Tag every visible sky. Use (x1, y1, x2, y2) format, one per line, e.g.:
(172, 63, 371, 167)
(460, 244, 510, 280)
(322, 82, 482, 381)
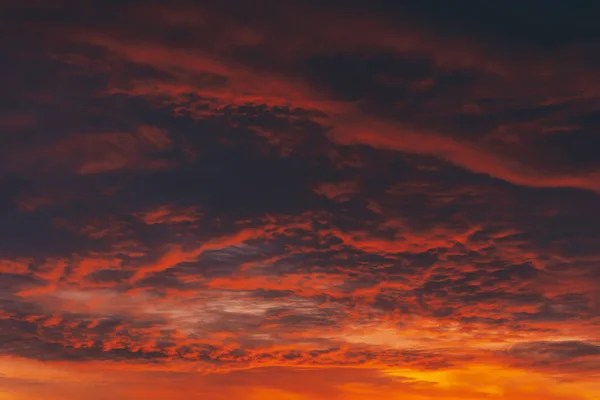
(1, 1, 600, 399)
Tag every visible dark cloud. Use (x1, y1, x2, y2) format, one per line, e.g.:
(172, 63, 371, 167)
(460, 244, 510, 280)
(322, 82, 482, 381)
(506, 340, 600, 368)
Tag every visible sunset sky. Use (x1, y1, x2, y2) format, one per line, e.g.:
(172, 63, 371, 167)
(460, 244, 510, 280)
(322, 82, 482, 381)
(1, 1, 600, 399)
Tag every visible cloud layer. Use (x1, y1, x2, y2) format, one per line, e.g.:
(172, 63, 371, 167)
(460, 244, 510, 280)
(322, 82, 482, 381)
(1, 1, 599, 399)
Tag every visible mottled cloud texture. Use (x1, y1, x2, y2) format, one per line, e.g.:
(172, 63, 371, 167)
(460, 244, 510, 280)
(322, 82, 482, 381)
(1, 1, 599, 399)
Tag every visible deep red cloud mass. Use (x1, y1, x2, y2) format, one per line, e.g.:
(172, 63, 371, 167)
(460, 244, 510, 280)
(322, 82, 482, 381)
(1, 1, 599, 399)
